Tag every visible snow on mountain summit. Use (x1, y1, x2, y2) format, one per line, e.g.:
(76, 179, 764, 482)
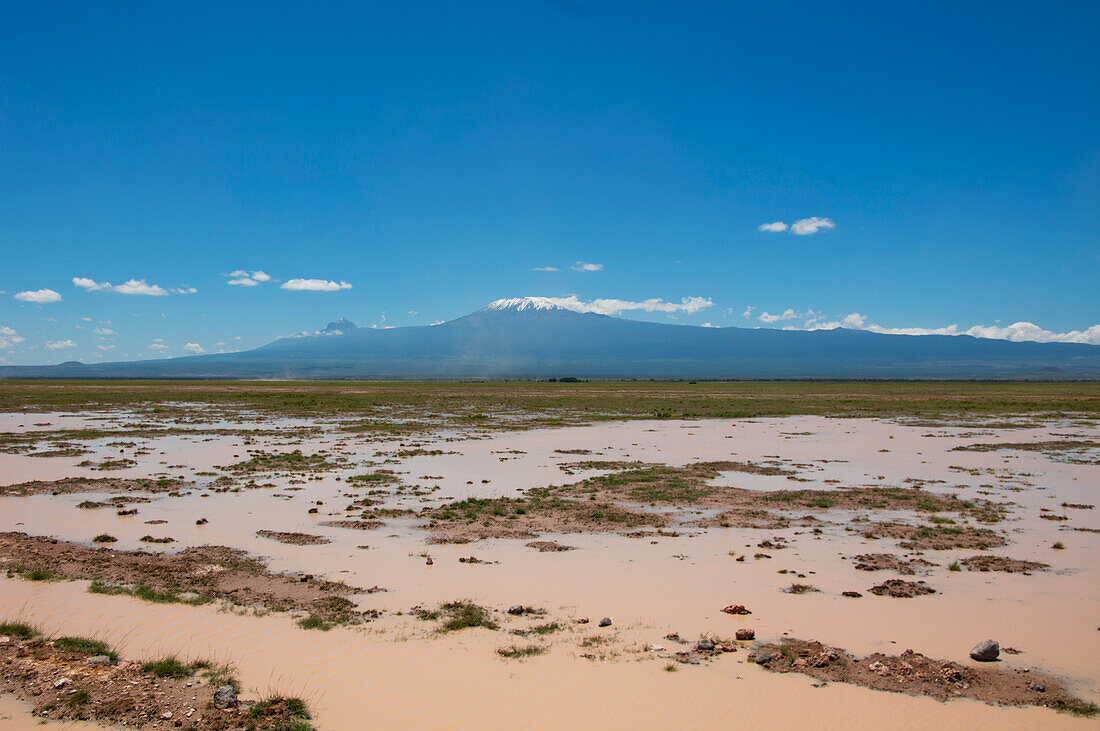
(483, 297, 570, 312)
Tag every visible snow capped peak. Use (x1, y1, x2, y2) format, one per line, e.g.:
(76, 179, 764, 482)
(483, 297, 569, 312)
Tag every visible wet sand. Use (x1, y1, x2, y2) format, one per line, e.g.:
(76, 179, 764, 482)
(1, 412, 1097, 728)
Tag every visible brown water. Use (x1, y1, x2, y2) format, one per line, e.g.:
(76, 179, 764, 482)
(1, 415, 1098, 729)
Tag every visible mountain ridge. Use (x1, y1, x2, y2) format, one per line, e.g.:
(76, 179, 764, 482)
(2, 298, 1099, 380)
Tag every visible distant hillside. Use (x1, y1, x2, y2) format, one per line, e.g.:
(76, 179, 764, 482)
(3, 297, 1099, 380)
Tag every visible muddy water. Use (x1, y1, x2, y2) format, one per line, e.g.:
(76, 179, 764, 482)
(1, 415, 1098, 729)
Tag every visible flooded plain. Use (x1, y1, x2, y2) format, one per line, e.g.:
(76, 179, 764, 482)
(1, 408, 1097, 729)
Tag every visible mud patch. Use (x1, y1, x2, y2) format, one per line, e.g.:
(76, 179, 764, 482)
(959, 555, 1049, 574)
(0, 633, 314, 729)
(0, 477, 188, 497)
(868, 579, 936, 597)
(0, 532, 369, 623)
(861, 522, 1007, 550)
(421, 493, 667, 541)
(852, 554, 937, 575)
(753, 639, 1096, 716)
(256, 530, 331, 546)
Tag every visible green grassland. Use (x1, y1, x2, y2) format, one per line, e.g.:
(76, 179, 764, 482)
(1, 380, 1098, 423)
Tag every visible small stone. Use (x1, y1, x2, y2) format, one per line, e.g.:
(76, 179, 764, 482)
(696, 639, 715, 652)
(53, 678, 71, 688)
(160, 711, 173, 720)
(213, 685, 238, 709)
(86, 655, 112, 665)
(721, 604, 751, 615)
(507, 605, 525, 616)
(575, 617, 589, 624)
(842, 591, 863, 598)
(754, 653, 772, 665)
(735, 628, 755, 641)
(969, 639, 999, 662)
(598, 617, 612, 627)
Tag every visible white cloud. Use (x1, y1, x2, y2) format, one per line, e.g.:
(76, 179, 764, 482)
(113, 279, 168, 296)
(281, 278, 352, 292)
(226, 269, 272, 287)
(73, 277, 112, 291)
(183, 342, 205, 354)
(173, 287, 197, 294)
(960, 322, 1100, 345)
(571, 262, 604, 272)
(75, 277, 170, 295)
(533, 266, 559, 272)
(742, 306, 755, 319)
(148, 338, 169, 351)
(94, 327, 115, 336)
(15, 289, 62, 304)
(790, 217, 836, 235)
(97, 344, 115, 351)
(751, 305, 1100, 345)
(0, 326, 26, 349)
(757, 221, 788, 233)
(543, 295, 714, 316)
(44, 339, 76, 350)
(758, 308, 799, 324)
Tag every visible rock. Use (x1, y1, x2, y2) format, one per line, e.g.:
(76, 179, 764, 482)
(213, 685, 238, 709)
(598, 617, 612, 627)
(970, 639, 999, 662)
(575, 617, 589, 624)
(696, 639, 715, 652)
(160, 711, 173, 720)
(841, 591, 863, 598)
(735, 628, 755, 641)
(507, 605, 525, 616)
(53, 678, 71, 688)
(86, 655, 112, 665)
(754, 652, 772, 665)
(721, 604, 751, 615)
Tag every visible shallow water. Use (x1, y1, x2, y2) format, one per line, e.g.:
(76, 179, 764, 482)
(1, 414, 1097, 729)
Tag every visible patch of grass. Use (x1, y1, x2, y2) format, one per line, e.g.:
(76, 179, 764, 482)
(346, 470, 400, 486)
(1053, 541, 1065, 550)
(66, 689, 90, 707)
(424, 601, 499, 632)
(250, 696, 311, 720)
(92, 533, 117, 543)
(496, 645, 546, 659)
(21, 568, 55, 581)
(53, 636, 117, 662)
(0, 622, 38, 640)
(1050, 698, 1099, 717)
(297, 614, 332, 631)
(948, 561, 961, 571)
(191, 659, 240, 691)
(531, 622, 563, 635)
(88, 580, 209, 606)
(664, 663, 678, 672)
(784, 583, 820, 594)
(141, 655, 194, 678)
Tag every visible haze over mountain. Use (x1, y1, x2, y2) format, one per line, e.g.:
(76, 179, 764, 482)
(3, 298, 1098, 380)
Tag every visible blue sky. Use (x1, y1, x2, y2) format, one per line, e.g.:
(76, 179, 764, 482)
(2, 1, 1098, 364)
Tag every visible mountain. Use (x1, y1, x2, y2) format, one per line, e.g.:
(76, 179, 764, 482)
(3, 297, 1099, 379)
